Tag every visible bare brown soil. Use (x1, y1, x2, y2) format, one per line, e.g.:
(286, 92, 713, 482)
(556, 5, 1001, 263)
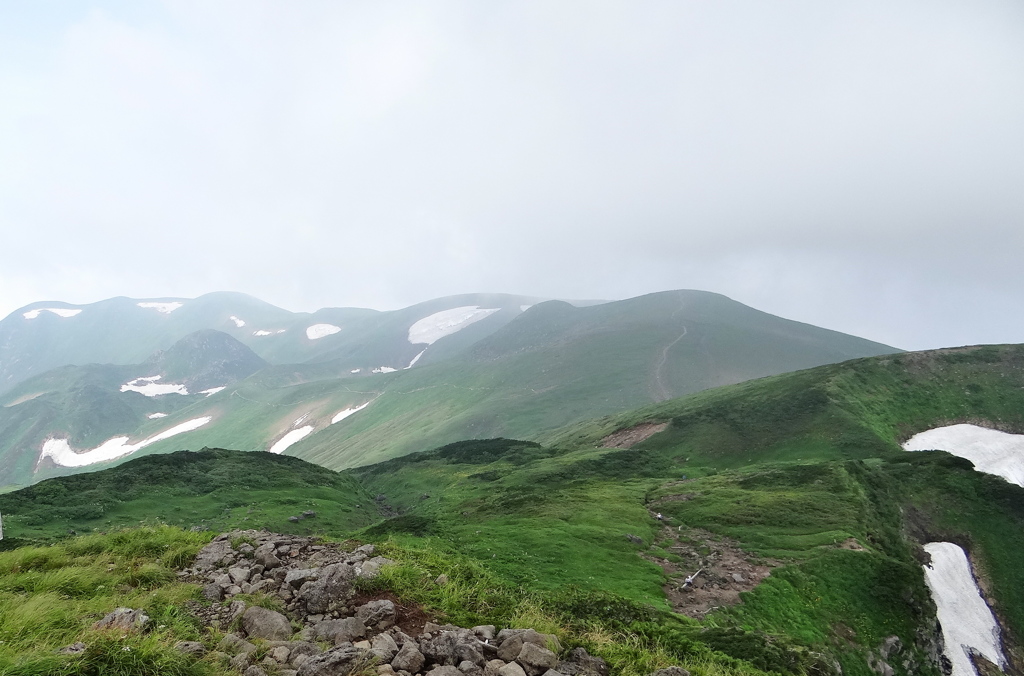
(643, 521, 778, 619)
(601, 422, 669, 449)
(350, 589, 433, 637)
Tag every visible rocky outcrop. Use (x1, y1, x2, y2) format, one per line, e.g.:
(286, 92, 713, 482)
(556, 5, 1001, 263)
(175, 530, 613, 676)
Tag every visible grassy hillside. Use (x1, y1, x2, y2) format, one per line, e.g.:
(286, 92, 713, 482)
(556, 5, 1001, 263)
(0, 449, 378, 545)
(4, 346, 1024, 674)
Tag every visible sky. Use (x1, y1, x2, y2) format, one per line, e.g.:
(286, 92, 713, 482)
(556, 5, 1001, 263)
(1, 1, 1022, 351)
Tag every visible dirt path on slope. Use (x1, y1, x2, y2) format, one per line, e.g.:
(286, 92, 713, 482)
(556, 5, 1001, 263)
(652, 326, 687, 402)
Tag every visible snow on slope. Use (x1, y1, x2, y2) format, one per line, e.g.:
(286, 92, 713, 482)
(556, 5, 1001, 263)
(408, 306, 499, 345)
(23, 308, 82, 319)
(269, 426, 314, 454)
(922, 542, 1006, 676)
(199, 387, 226, 397)
(332, 400, 372, 424)
(229, 316, 246, 327)
(904, 424, 1024, 486)
(38, 416, 213, 468)
(121, 375, 189, 397)
(137, 301, 183, 314)
(306, 324, 341, 340)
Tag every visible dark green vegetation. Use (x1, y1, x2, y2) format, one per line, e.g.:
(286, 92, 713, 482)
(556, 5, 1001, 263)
(0, 449, 378, 545)
(0, 289, 897, 489)
(5, 343, 1024, 675)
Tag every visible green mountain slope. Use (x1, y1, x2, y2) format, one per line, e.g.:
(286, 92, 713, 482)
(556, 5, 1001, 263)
(3, 346, 1024, 675)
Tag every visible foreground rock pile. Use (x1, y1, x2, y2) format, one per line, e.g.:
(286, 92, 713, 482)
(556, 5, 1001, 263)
(175, 531, 629, 676)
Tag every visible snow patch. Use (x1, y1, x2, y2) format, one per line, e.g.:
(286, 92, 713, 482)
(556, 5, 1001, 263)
(372, 366, 397, 374)
(923, 542, 1006, 676)
(520, 305, 532, 312)
(38, 416, 213, 468)
(904, 424, 1024, 487)
(306, 324, 342, 340)
(229, 316, 246, 327)
(253, 330, 273, 336)
(350, 368, 361, 374)
(137, 302, 183, 314)
(332, 400, 372, 424)
(405, 349, 427, 369)
(199, 387, 225, 397)
(23, 307, 82, 319)
(294, 413, 309, 426)
(269, 426, 314, 454)
(121, 376, 189, 397)
(147, 413, 168, 419)
(408, 306, 500, 345)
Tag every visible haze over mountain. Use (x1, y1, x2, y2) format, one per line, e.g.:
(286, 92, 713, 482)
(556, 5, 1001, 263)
(0, 289, 895, 488)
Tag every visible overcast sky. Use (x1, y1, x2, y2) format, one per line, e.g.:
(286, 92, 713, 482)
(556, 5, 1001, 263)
(1, 1, 1022, 350)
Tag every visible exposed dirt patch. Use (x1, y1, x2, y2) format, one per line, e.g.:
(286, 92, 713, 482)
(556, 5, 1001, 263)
(601, 422, 669, 449)
(643, 520, 778, 619)
(3, 391, 45, 407)
(350, 589, 433, 637)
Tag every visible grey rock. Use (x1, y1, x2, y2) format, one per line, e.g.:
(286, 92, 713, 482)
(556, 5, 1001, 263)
(255, 543, 284, 569)
(244, 667, 269, 676)
(242, 606, 293, 641)
(286, 568, 320, 587)
(541, 671, 568, 676)
(391, 641, 426, 673)
(57, 642, 87, 654)
(298, 562, 356, 614)
(498, 663, 528, 676)
(226, 600, 248, 624)
(435, 573, 450, 585)
(356, 599, 397, 630)
(202, 583, 224, 601)
(558, 648, 608, 676)
(517, 643, 558, 676)
(371, 632, 400, 662)
(428, 667, 464, 676)
(460, 659, 484, 675)
(218, 633, 257, 656)
(297, 646, 370, 676)
(649, 669, 690, 676)
(92, 607, 150, 632)
(226, 584, 242, 596)
(421, 629, 484, 667)
(731, 573, 746, 583)
(250, 578, 280, 595)
(484, 660, 508, 676)
(312, 617, 366, 645)
(194, 537, 234, 571)
(174, 641, 207, 656)
(473, 626, 497, 641)
(270, 646, 291, 663)
(229, 566, 252, 584)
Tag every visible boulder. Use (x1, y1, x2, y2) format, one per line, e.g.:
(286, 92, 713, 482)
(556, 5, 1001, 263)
(428, 668, 464, 676)
(174, 641, 207, 656)
(229, 566, 252, 584)
(92, 607, 150, 632)
(244, 667, 269, 676)
(391, 641, 426, 673)
(297, 646, 370, 676)
(202, 583, 223, 602)
(286, 568, 320, 588)
(299, 562, 356, 615)
(371, 632, 400, 662)
(484, 660, 508, 676)
(473, 626, 497, 641)
(558, 648, 608, 676)
(421, 629, 485, 667)
(356, 599, 397, 630)
(516, 643, 558, 676)
(242, 606, 293, 641)
(460, 660, 484, 675)
(218, 633, 256, 655)
(498, 663, 527, 676)
(311, 617, 366, 645)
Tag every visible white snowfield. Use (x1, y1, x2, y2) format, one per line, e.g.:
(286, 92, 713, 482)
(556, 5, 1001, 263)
(137, 301, 183, 314)
(253, 330, 272, 336)
(38, 416, 213, 468)
(269, 426, 313, 454)
(922, 542, 1006, 676)
(23, 307, 82, 319)
(121, 375, 189, 397)
(350, 368, 361, 374)
(199, 386, 226, 397)
(306, 324, 342, 340)
(406, 349, 427, 369)
(904, 424, 1024, 487)
(229, 316, 246, 327)
(147, 412, 168, 419)
(407, 306, 500, 345)
(332, 400, 372, 424)
(372, 366, 397, 374)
